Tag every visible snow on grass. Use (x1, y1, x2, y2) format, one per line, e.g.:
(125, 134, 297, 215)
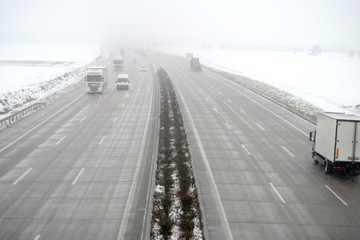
(157, 45, 360, 117)
(0, 44, 101, 117)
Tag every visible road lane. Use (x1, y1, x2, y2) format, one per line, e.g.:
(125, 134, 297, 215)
(0, 53, 159, 240)
(150, 52, 360, 239)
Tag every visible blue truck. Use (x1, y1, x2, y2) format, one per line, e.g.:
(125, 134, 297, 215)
(190, 57, 202, 71)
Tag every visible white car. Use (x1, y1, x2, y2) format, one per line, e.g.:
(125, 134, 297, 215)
(140, 66, 147, 72)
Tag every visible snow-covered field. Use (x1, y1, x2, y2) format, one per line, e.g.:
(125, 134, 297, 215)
(0, 44, 101, 116)
(1, 43, 359, 122)
(157, 46, 360, 116)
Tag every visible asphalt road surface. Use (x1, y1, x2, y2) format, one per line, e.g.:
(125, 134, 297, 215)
(0, 53, 159, 240)
(149, 52, 360, 240)
(1, 50, 360, 240)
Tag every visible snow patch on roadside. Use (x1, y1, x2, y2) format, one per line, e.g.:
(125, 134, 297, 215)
(0, 44, 102, 118)
(156, 45, 360, 116)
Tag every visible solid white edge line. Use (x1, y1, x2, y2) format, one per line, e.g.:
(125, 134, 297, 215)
(269, 182, 286, 204)
(0, 94, 84, 153)
(179, 92, 234, 240)
(12, 168, 32, 185)
(241, 144, 251, 156)
(72, 168, 85, 185)
(205, 71, 309, 137)
(325, 185, 348, 206)
(34, 234, 41, 240)
(56, 135, 66, 145)
(282, 146, 295, 158)
(117, 95, 153, 240)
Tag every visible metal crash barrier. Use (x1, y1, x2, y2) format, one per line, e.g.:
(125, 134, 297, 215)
(0, 102, 45, 130)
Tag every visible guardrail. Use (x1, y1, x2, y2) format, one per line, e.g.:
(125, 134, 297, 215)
(0, 102, 46, 130)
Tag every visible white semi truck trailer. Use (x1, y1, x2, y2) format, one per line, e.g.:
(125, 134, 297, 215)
(113, 55, 124, 71)
(85, 66, 108, 94)
(309, 112, 360, 177)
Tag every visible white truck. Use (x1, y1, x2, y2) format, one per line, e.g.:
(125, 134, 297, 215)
(309, 112, 360, 177)
(85, 66, 108, 94)
(116, 74, 129, 90)
(113, 55, 124, 71)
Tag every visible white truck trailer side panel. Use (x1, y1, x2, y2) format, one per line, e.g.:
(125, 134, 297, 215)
(315, 112, 360, 163)
(315, 113, 337, 161)
(356, 123, 360, 160)
(336, 121, 356, 161)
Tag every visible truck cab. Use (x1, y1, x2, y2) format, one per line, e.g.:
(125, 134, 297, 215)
(190, 57, 202, 71)
(116, 74, 129, 90)
(85, 66, 107, 94)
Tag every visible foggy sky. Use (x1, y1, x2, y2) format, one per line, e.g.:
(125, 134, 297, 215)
(1, 0, 360, 49)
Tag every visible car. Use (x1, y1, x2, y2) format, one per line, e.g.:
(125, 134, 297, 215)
(140, 66, 147, 72)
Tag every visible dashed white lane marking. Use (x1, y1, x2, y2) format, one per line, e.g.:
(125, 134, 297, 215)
(205, 71, 309, 137)
(225, 122, 231, 130)
(242, 144, 251, 156)
(34, 234, 41, 240)
(179, 92, 234, 240)
(99, 136, 106, 145)
(239, 108, 246, 115)
(72, 168, 85, 185)
(325, 185, 348, 206)
(0, 94, 84, 154)
(213, 108, 218, 113)
(113, 116, 118, 122)
(56, 136, 66, 145)
(282, 146, 295, 158)
(227, 99, 232, 103)
(12, 168, 32, 185)
(257, 123, 266, 131)
(270, 182, 286, 204)
(80, 116, 86, 123)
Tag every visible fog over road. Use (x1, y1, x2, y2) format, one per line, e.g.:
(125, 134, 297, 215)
(0, 53, 159, 240)
(1, 50, 360, 240)
(149, 52, 360, 239)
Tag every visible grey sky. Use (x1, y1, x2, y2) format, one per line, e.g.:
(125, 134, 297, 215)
(1, 0, 359, 49)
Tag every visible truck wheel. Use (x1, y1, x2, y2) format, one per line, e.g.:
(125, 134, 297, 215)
(324, 160, 332, 174)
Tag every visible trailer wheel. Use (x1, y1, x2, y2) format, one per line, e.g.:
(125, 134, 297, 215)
(314, 159, 319, 165)
(324, 160, 332, 174)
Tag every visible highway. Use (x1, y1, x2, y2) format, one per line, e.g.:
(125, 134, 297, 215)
(1, 50, 360, 240)
(149, 52, 360, 239)
(0, 53, 159, 240)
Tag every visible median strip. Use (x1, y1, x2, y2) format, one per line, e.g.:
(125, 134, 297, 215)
(151, 68, 204, 240)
